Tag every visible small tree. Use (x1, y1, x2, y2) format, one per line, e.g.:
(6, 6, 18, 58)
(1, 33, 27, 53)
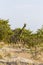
(0, 19, 13, 43)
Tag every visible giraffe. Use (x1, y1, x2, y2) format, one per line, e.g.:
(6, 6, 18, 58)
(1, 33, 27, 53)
(17, 23, 26, 48)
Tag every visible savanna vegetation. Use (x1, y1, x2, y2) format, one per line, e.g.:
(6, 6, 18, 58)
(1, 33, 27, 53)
(0, 19, 43, 47)
(0, 19, 43, 60)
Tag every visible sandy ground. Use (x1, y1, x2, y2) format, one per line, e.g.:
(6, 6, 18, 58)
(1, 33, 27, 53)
(0, 47, 43, 63)
(0, 42, 43, 64)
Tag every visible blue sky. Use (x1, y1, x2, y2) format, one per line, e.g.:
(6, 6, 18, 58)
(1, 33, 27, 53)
(0, 0, 43, 32)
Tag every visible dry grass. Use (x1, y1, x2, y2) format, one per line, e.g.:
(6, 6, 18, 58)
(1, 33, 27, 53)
(0, 42, 43, 63)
